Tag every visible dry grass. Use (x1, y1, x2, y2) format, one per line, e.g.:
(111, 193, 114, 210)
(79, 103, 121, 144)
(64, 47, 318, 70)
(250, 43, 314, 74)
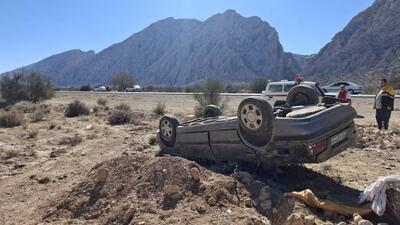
(58, 135, 83, 146)
(108, 109, 131, 125)
(97, 98, 107, 106)
(153, 102, 166, 116)
(0, 111, 24, 128)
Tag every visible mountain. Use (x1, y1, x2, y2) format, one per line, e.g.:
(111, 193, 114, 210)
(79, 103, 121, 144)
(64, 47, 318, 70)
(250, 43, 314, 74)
(303, 0, 400, 78)
(6, 10, 301, 86)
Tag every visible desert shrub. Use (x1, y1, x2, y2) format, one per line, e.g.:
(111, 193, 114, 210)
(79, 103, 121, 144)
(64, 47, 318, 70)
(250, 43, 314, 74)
(193, 77, 226, 117)
(0, 111, 24, 128)
(12, 101, 38, 113)
(58, 135, 82, 146)
(363, 86, 377, 94)
(30, 109, 46, 122)
(112, 73, 136, 91)
(97, 98, 107, 106)
(250, 77, 269, 93)
(79, 84, 91, 91)
(114, 103, 131, 112)
(0, 72, 54, 104)
(153, 102, 166, 116)
(108, 109, 131, 125)
(64, 100, 90, 117)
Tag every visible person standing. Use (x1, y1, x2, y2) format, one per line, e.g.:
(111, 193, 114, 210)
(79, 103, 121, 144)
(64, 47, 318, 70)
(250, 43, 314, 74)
(374, 79, 395, 130)
(336, 85, 352, 105)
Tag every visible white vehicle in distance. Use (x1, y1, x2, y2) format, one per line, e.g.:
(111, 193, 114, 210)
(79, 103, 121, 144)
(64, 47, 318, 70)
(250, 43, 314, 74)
(321, 81, 362, 94)
(125, 85, 142, 92)
(92, 85, 107, 92)
(261, 80, 321, 97)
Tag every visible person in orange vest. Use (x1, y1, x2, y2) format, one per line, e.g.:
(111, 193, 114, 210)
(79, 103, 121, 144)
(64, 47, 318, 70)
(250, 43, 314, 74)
(336, 85, 351, 105)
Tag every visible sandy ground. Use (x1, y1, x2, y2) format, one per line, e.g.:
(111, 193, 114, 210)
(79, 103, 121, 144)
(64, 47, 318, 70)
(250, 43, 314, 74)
(0, 92, 399, 225)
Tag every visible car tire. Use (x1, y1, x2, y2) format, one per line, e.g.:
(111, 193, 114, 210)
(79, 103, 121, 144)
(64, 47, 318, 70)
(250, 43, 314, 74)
(203, 105, 222, 118)
(286, 85, 319, 106)
(159, 116, 179, 147)
(238, 97, 273, 147)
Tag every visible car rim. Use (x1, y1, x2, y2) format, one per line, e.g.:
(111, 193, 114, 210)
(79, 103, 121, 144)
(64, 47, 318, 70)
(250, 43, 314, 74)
(160, 119, 173, 141)
(241, 104, 263, 130)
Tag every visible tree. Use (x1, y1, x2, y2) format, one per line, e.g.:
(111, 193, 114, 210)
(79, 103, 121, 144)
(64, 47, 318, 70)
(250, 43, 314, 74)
(250, 77, 269, 93)
(111, 73, 136, 91)
(0, 72, 54, 104)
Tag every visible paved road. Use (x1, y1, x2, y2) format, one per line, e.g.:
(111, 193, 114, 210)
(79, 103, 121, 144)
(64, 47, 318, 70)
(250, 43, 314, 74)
(56, 91, 400, 98)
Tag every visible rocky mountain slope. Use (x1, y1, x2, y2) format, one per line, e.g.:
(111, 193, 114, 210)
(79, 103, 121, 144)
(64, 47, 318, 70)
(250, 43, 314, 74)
(6, 10, 301, 86)
(303, 0, 400, 77)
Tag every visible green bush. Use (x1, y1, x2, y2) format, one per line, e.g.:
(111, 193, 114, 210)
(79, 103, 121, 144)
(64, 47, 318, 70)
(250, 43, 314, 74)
(64, 100, 90, 117)
(250, 77, 269, 93)
(0, 111, 24, 128)
(153, 102, 166, 116)
(193, 77, 226, 117)
(0, 72, 54, 104)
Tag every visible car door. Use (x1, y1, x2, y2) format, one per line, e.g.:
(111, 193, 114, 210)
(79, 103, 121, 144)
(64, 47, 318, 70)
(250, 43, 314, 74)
(267, 84, 284, 96)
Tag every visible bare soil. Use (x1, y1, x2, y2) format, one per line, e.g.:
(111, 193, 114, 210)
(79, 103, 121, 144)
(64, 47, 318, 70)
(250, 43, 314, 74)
(0, 92, 399, 225)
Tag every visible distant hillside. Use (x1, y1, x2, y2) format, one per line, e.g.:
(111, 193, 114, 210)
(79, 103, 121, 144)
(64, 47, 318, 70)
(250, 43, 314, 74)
(302, 0, 400, 78)
(6, 10, 301, 86)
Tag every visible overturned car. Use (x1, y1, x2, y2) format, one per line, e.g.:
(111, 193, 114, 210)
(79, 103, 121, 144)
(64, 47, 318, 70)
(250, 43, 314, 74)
(157, 84, 357, 168)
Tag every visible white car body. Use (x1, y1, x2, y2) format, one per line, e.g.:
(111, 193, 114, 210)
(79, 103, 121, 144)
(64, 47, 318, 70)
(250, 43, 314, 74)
(321, 81, 362, 94)
(92, 85, 107, 92)
(261, 80, 320, 97)
(125, 85, 142, 92)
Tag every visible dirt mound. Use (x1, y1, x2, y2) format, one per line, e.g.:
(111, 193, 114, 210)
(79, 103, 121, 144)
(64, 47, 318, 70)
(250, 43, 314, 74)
(43, 155, 271, 225)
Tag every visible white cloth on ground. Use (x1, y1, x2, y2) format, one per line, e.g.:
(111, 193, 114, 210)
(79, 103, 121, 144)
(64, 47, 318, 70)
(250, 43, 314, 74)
(359, 175, 400, 216)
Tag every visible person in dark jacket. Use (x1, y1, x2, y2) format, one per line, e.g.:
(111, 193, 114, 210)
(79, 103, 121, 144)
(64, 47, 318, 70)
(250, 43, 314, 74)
(374, 79, 395, 130)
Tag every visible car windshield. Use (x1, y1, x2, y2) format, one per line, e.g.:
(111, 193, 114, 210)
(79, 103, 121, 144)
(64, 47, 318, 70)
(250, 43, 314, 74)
(268, 84, 283, 92)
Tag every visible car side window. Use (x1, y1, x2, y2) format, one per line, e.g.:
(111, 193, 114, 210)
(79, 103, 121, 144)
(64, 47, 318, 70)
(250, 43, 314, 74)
(284, 84, 295, 92)
(268, 84, 283, 92)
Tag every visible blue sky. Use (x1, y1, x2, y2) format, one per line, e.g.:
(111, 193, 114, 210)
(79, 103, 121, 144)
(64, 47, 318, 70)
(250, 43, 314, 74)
(0, 0, 374, 73)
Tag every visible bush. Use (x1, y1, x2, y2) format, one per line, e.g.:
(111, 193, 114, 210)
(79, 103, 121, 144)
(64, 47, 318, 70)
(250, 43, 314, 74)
(250, 77, 269, 93)
(153, 102, 166, 116)
(79, 84, 91, 91)
(389, 75, 400, 90)
(97, 98, 107, 106)
(58, 135, 82, 146)
(12, 101, 38, 113)
(0, 111, 24, 128)
(193, 77, 226, 117)
(108, 109, 131, 125)
(114, 103, 131, 112)
(0, 72, 54, 104)
(30, 109, 46, 123)
(64, 100, 90, 117)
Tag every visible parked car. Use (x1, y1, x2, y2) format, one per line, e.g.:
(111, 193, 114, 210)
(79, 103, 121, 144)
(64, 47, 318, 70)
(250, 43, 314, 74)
(125, 85, 142, 92)
(92, 85, 107, 92)
(157, 85, 357, 168)
(321, 81, 362, 94)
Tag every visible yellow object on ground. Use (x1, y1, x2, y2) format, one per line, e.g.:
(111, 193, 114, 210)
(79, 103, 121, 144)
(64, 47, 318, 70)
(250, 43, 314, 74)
(287, 189, 372, 216)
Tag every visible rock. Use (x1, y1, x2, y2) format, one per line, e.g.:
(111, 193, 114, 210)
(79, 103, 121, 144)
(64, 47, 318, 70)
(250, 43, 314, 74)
(85, 124, 94, 130)
(258, 200, 272, 210)
(235, 171, 254, 186)
(195, 205, 206, 214)
(244, 198, 253, 207)
(352, 213, 362, 223)
(358, 220, 373, 225)
(163, 185, 179, 195)
(286, 213, 304, 225)
(258, 186, 271, 201)
(337, 222, 346, 225)
(95, 168, 109, 183)
(190, 167, 201, 182)
(37, 177, 50, 184)
(207, 197, 217, 206)
(303, 215, 315, 225)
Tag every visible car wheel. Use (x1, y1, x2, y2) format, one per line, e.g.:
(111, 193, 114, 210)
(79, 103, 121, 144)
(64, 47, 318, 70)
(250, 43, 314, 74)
(203, 105, 222, 118)
(159, 116, 179, 147)
(286, 85, 319, 106)
(238, 97, 273, 147)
